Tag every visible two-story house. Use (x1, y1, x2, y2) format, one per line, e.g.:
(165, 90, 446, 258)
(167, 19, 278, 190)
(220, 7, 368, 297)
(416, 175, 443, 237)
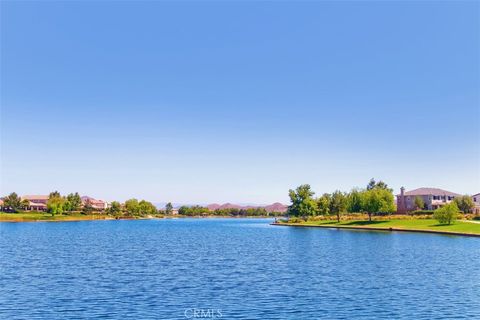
(396, 187, 460, 213)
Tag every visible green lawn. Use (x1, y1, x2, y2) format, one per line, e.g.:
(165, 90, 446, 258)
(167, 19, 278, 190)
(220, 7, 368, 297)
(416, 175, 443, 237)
(0, 212, 113, 222)
(279, 219, 480, 235)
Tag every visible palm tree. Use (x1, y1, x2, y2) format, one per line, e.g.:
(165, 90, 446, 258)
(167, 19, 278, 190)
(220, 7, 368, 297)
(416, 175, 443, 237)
(21, 199, 30, 211)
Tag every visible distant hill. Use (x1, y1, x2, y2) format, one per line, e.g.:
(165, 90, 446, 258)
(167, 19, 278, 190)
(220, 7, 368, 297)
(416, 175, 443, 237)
(219, 203, 243, 209)
(206, 203, 221, 210)
(264, 202, 288, 213)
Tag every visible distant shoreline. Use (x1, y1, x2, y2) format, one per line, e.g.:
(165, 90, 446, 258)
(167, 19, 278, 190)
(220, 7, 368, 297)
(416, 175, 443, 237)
(0, 213, 277, 223)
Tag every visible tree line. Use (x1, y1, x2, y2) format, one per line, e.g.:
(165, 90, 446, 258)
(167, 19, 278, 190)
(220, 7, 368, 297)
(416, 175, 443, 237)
(287, 179, 476, 224)
(2, 193, 280, 218)
(1, 191, 159, 217)
(46, 191, 83, 215)
(176, 206, 276, 217)
(1, 191, 84, 215)
(2, 192, 280, 218)
(287, 179, 396, 222)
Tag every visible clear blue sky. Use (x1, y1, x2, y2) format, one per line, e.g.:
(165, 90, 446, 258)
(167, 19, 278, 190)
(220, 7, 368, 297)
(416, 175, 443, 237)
(1, 1, 479, 204)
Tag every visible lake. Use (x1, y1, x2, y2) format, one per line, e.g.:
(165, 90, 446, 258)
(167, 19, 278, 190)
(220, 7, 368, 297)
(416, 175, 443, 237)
(0, 218, 479, 319)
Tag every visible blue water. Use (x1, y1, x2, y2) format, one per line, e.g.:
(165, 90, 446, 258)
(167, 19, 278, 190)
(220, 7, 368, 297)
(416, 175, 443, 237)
(0, 218, 479, 319)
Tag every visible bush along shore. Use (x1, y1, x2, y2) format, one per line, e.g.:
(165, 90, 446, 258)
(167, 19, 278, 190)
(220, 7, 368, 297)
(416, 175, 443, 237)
(275, 179, 480, 237)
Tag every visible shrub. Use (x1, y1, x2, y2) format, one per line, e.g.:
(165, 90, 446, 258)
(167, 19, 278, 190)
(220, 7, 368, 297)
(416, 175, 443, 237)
(412, 210, 435, 215)
(414, 196, 425, 210)
(454, 195, 475, 213)
(307, 216, 329, 222)
(288, 217, 304, 223)
(433, 202, 459, 225)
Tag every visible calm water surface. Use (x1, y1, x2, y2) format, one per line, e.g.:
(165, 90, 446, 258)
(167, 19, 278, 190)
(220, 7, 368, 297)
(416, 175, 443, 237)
(0, 218, 479, 319)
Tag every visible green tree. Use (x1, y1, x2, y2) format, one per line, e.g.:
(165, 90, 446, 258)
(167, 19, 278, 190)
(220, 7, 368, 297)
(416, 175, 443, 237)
(178, 205, 190, 215)
(454, 195, 475, 213)
(366, 178, 393, 192)
(21, 198, 30, 210)
(287, 184, 318, 219)
(139, 200, 158, 216)
(65, 192, 82, 211)
(178, 205, 209, 216)
(124, 199, 140, 216)
(240, 207, 267, 217)
(329, 191, 347, 222)
(361, 188, 395, 221)
(49, 191, 61, 198)
(165, 202, 173, 215)
(107, 201, 122, 216)
(414, 196, 425, 210)
(3, 192, 23, 212)
(347, 189, 363, 213)
(82, 199, 94, 215)
(433, 202, 459, 225)
(47, 196, 66, 216)
(316, 193, 331, 216)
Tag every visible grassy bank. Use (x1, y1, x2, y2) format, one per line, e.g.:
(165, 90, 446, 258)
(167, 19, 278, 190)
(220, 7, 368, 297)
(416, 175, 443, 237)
(0, 212, 116, 222)
(274, 219, 480, 236)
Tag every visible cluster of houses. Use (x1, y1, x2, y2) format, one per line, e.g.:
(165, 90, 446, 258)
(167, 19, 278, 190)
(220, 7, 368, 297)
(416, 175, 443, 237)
(0, 195, 108, 211)
(396, 187, 480, 213)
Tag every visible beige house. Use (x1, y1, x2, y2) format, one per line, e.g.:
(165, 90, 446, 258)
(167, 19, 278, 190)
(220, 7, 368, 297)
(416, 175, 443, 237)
(81, 196, 108, 210)
(22, 195, 49, 211)
(396, 187, 460, 213)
